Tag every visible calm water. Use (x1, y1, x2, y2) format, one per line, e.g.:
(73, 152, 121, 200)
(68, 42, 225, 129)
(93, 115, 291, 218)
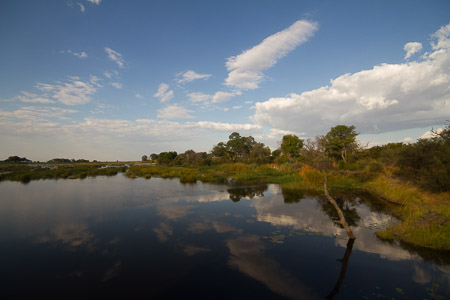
(0, 175, 449, 299)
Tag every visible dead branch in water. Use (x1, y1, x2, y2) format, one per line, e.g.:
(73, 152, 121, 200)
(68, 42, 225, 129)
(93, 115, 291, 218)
(324, 177, 356, 240)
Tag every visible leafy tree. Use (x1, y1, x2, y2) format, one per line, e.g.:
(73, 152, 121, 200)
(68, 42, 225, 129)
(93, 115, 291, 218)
(280, 134, 304, 158)
(150, 153, 158, 161)
(141, 155, 148, 162)
(248, 142, 271, 164)
(320, 125, 358, 163)
(226, 132, 256, 162)
(157, 151, 178, 165)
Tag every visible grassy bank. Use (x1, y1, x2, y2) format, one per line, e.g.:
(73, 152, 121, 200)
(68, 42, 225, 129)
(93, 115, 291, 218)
(0, 162, 128, 183)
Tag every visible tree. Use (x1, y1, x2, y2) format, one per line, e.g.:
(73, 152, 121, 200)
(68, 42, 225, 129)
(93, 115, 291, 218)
(150, 153, 158, 161)
(320, 125, 358, 163)
(248, 142, 271, 164)
(280, 134, 304, 158)
(226, 132, 256, 162)
(141, 155, 148, 162)
(4, 156, 31, 163)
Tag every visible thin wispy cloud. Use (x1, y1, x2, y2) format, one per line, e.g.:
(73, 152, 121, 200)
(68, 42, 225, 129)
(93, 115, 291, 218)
(111, 82, 123, 89)
(157, 105, 194, 119)
(78, 3, 85, 13)
(153, 83, 174, 103)
(177, 70, 211, 84)
(225, 19, 318, 90)
(15, 91, 55, 104)
(62, 50, 88, 59)
(36, 76, 97, 106)
(87, 0, 102, 5)
(105, 47, 125, 68)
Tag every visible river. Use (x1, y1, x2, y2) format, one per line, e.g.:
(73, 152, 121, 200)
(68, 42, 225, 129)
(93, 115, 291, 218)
(0, 175, 448, 299)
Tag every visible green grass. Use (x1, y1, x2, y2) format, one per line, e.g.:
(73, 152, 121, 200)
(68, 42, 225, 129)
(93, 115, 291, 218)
(0, 162, 128, 182)
(365, 175, 450, 250)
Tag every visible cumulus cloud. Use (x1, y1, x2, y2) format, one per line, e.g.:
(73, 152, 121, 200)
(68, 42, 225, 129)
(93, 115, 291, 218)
(157, 105, 194, 119)
(135, 93, 144, 99)
(153, 83, 174, 103)
(187, 92, 211, 103)
(225, 20, 318, 90)
(252, 22, 450, 136)
(420, 128, 444, 139)
(212, 91, 241, 103)
(404, 42, 423, 60)
(105, 47, 125, 68)
(36, 77, 97, 105)
(177, 70, 211, 83)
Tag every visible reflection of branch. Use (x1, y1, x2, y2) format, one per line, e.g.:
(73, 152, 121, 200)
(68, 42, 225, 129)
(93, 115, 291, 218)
(324, 178, 356, 239)
(326, 238, 355, 299)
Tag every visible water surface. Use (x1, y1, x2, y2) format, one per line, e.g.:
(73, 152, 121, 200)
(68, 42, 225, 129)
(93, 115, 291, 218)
(0, 175, 449, 299)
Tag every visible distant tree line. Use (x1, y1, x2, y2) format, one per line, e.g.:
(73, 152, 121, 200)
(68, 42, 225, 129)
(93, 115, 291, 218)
(2, 156, 93, 163)
(143, 125, 360, 166)
(143, 122, 450, 192)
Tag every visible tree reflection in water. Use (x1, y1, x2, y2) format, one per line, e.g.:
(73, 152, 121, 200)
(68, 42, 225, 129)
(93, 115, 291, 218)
(326, 238, 355, 299)
(227, 185, 268, 202)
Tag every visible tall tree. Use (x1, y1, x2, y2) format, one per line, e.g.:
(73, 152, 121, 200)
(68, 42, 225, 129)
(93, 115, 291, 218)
(280, 134, 304, 158)
(320, 125, 358, 163)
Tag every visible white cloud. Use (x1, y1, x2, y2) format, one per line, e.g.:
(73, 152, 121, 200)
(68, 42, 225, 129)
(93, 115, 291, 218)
(225, 19, 318, 90)
(190, 121, 261, 132)
(177, 70, 211, 83)
(212, 91, 240, 103)
(36, 77, 97, 105)
(105, 47, 125, 68)
(153, 83, 174, 103)
(232, 106, 242, 110)
(0, 106, 77, 121)
(64, 50, 88, 59)
(103, 71, 112, 78)
(157, 105, 194, 119)
(404, 42, 422, 60)
(78, 3, 85, 13)
(135, 93, 144, 99)
(15, 91, 55, 104)
(252, 22, 450, 136)
(420, 128, 443, 139)
(87, 0, 101, 4)
(187, 92, 211, 103)
(111, 82, 123, 89)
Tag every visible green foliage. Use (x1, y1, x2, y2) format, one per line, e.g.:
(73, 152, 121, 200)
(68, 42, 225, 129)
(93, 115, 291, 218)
(141, 155, 148, 162)
(320, 125, 358, 163)
(396, 133, 450, 192)
(280, 134, 304, 158)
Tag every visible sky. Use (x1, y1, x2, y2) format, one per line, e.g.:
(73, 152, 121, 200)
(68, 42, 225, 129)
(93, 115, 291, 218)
(1, 0, 449, 161)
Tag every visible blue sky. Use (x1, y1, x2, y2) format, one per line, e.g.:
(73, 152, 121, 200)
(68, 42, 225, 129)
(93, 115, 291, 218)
(1, 0, 449, 161)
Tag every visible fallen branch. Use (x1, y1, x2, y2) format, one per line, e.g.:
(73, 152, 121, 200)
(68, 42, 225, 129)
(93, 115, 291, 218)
(324, 177, 356, 240)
